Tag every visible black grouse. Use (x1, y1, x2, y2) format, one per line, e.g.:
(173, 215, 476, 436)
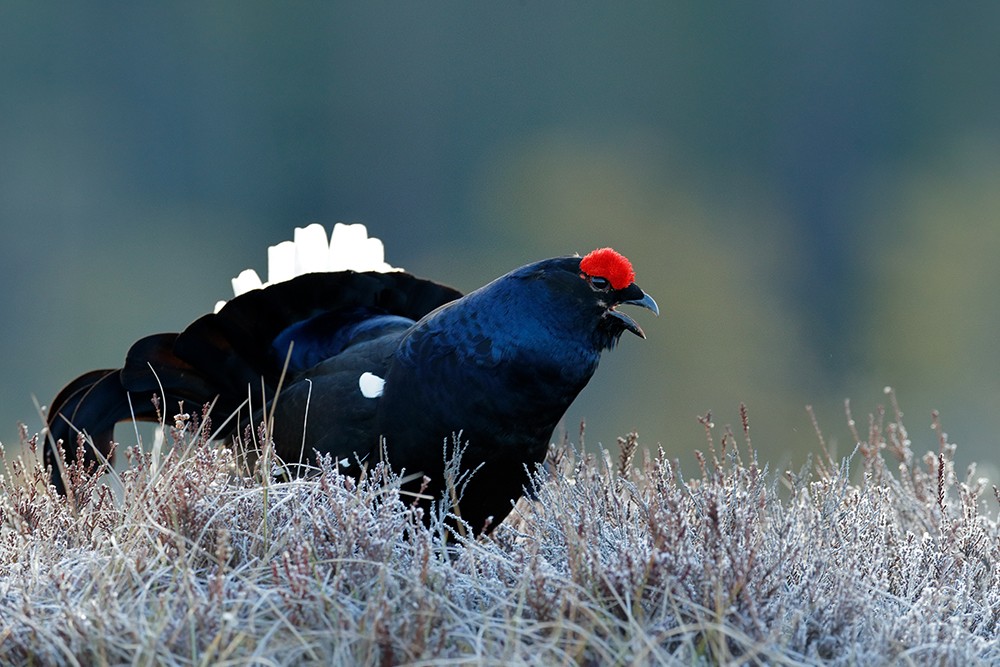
(45, 224, 657, 531)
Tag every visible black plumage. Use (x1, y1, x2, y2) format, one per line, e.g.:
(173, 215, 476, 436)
(45, 235, 656, 532)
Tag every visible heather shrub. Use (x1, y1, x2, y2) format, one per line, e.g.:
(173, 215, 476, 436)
(1, 393, 998, 665)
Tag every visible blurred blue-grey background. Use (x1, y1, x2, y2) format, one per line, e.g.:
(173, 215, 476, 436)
(3, 3, 999, 474)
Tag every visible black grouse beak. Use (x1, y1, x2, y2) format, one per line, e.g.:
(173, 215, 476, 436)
(608, 284, 659, 339)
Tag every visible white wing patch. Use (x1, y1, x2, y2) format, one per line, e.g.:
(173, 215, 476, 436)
(214, 222, 400, 313)
(358, 372, 386, 399)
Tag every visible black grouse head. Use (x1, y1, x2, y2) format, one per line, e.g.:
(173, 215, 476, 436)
(577, 247, 659, 349)
(489, 247, 659, 353)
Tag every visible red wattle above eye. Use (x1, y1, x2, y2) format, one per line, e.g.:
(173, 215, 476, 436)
(580, 248, 635, 290)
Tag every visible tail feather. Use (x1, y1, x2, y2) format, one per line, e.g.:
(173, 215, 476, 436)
(121, 333, 240, 412)
(46, 340, 230, 493)
(121, 332, 255, 434)
(45, 369, 138, 493)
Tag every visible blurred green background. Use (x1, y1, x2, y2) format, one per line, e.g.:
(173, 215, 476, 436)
(3, 3, 999, 476)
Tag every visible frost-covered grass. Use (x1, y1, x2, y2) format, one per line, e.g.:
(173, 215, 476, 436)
(1, 395, 999, 666)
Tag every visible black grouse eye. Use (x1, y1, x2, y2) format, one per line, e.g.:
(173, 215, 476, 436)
(590, 276, 610, 290)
